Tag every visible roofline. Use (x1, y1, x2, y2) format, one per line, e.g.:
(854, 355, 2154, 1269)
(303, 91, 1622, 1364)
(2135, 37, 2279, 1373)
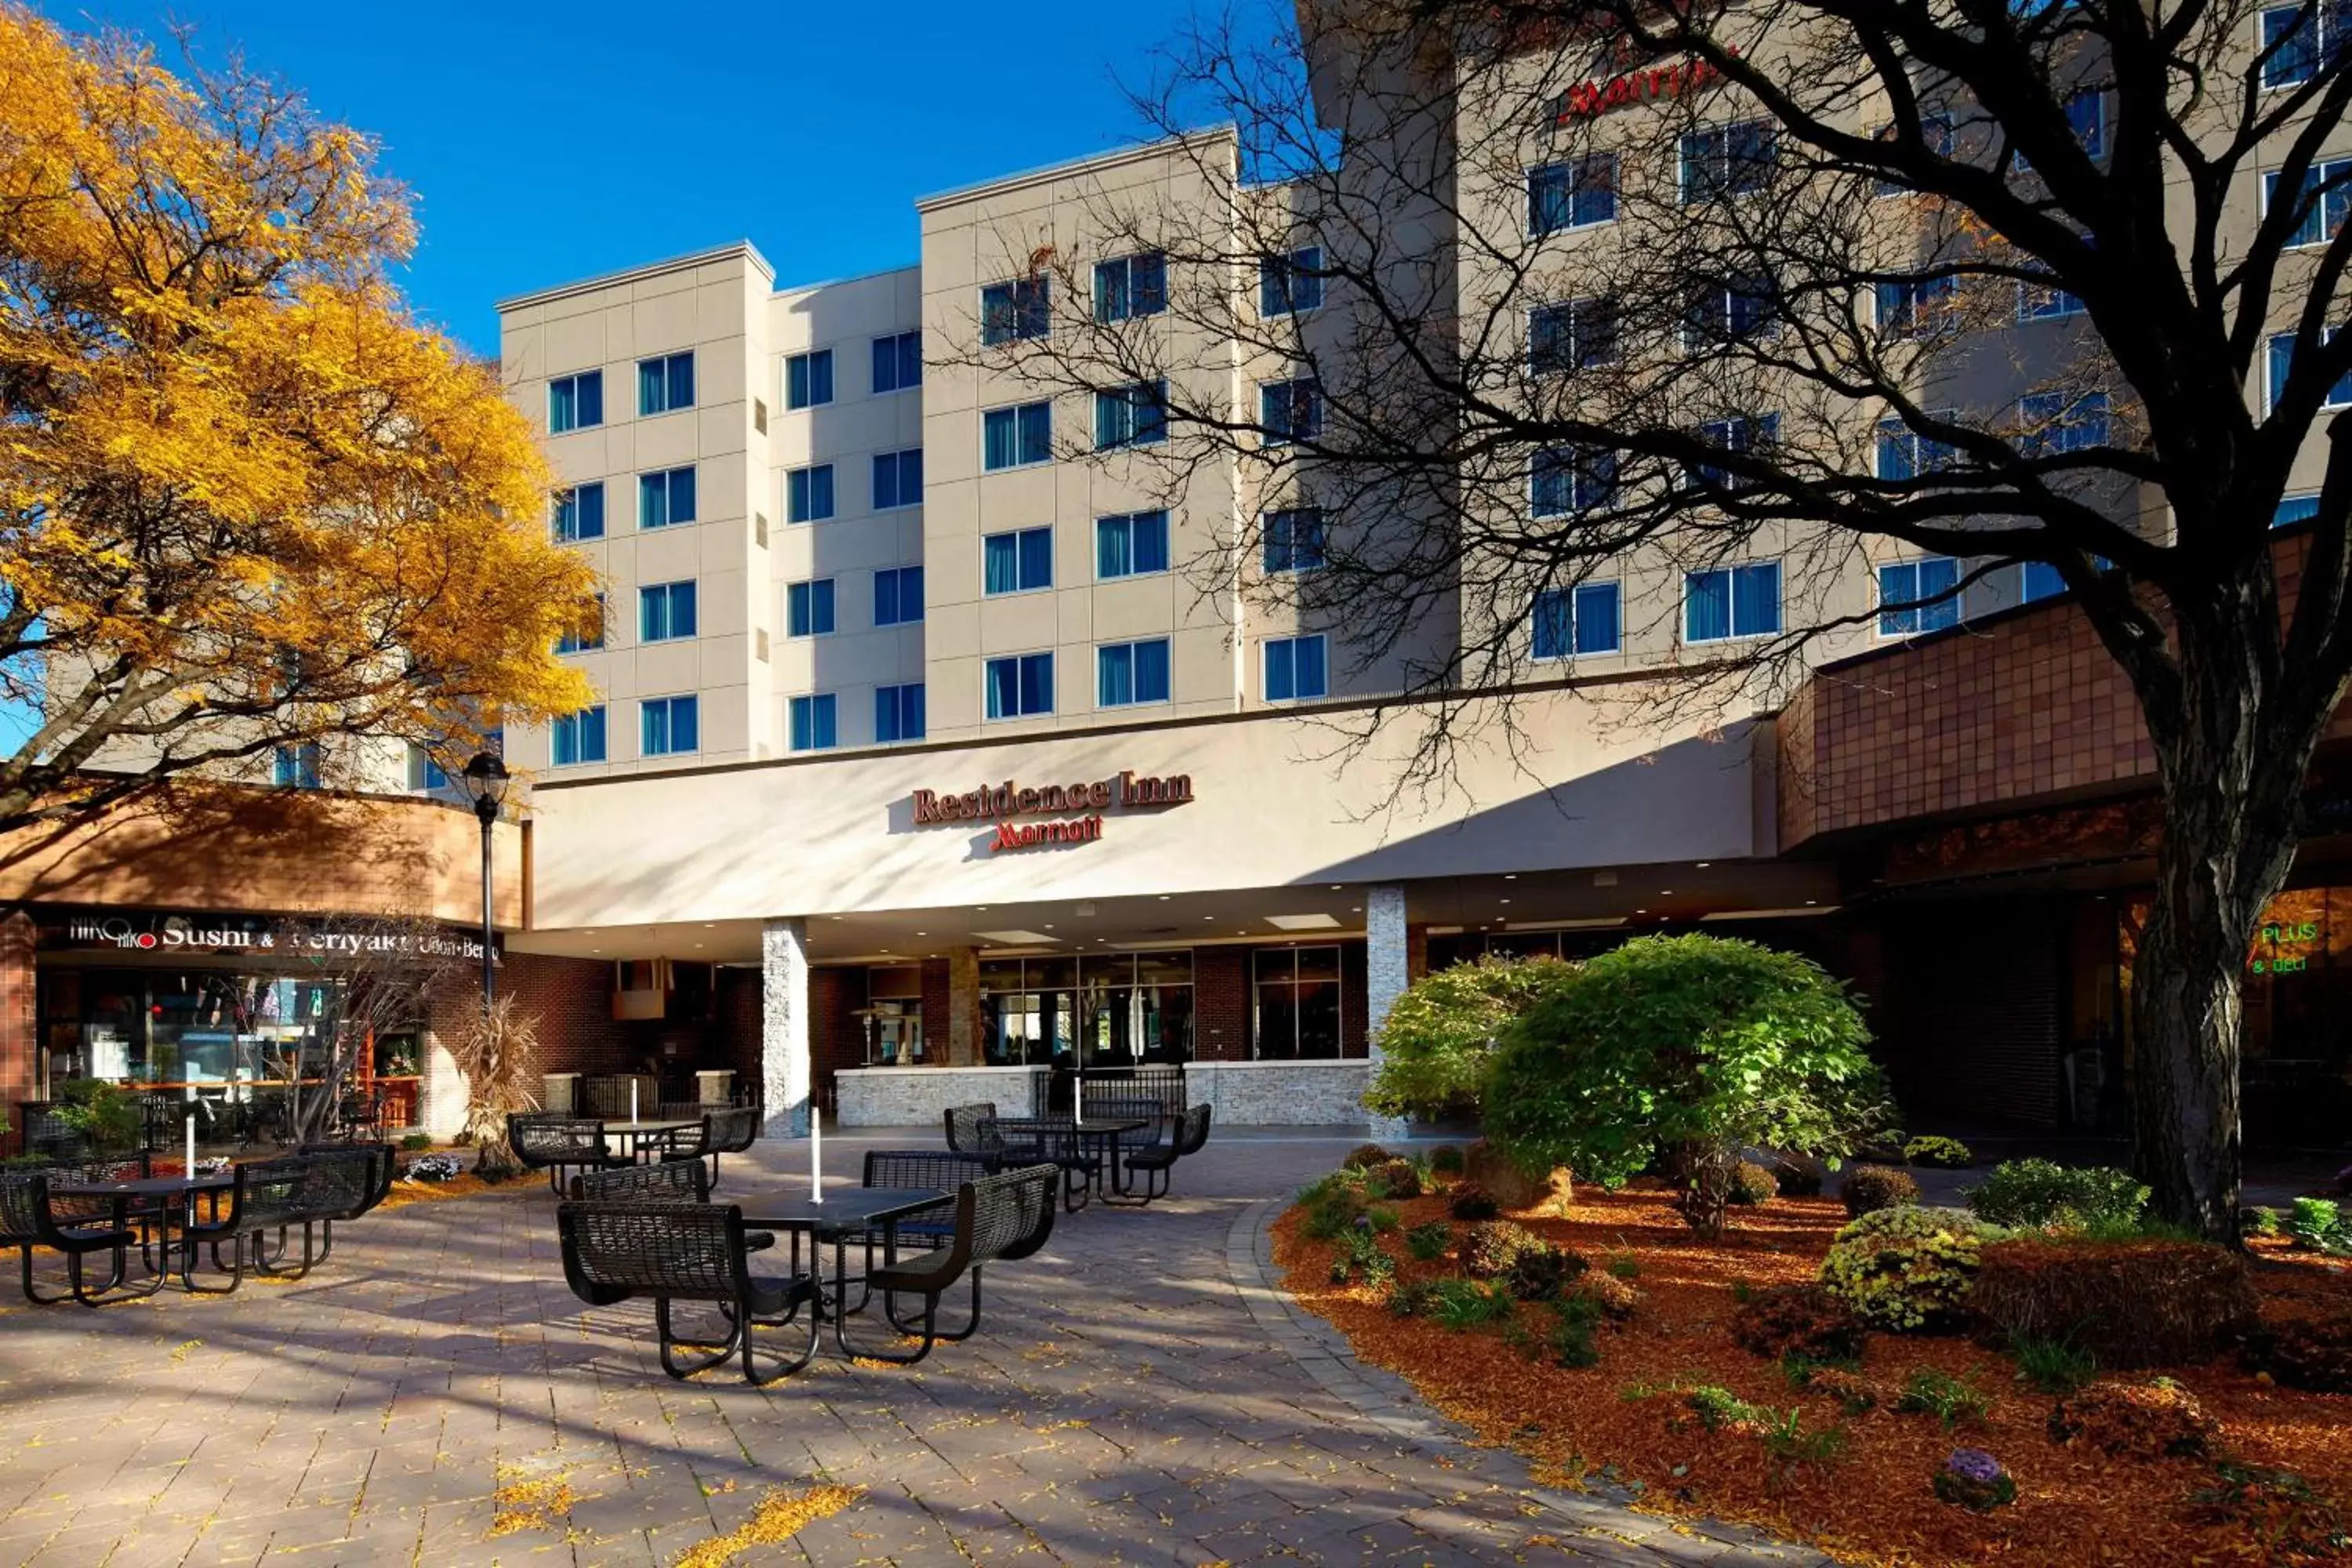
(768, 260, 925, 300)
(495, 241, 775, 314)
(913, 128, 1239, 213)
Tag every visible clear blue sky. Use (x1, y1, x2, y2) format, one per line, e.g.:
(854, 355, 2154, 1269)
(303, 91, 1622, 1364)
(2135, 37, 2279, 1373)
(54, 0, 1266, 354)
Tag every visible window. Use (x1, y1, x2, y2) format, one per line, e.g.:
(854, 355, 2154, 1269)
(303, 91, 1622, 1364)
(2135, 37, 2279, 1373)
(1094, 383, 1167, 449)
(1531, 582, 1623, 658)
(2277, 492, 2322, 527)
(551, 481, 605, 543)
(871, 330, 923, 394)
(1254, 946, 1341, 1060)
(983, 527, 1053, 593)
(1263, 508, 1327, 574)
(2269, 160, 2352, 249)
(641, 695, 699, 757)
(875, 682, 926, 743)
(1259, 379, 1323, 445)
(1876, 417, 1958, 480)
(1877, 274, 1958, 336)
(1875, 114, 1954, 197)
(1097, 638, 1172, 706)
(981, 276, 1050, 344)
(873, 565, 924, 626)
(2020, 390, 2110, 454)
(1528, 154, 1617, 233)
(1530, 447, 1618, 516)
(1684, 562, 1782, 642)
(406, 744, 447, 792)
(556, 594, 605, 653)
(982, 401, 1054, 469)
(1262, 633, 1328, 701)
(272, 742, 322, 789)
(2018, 90, 2106, 170)
(1683, 274, 1780, 347)
(1096, 510, 1170, 579)
(637, 351, 694, 416)
(2263, 1, 2348, 88)
(788, 694, 837, 752)
(1680, 121, 1777, 203)
(872, 448, 923, 510)
(1258, 247, 1324, 315)
(638, 466, 697, 528)
(2020, 561, 2070, 601)
(2017, 275, 2086, 320)
(985, 652, 1055, 719)
(2269, 328, 2352, 411)
(786, 578, 835, 637)
(786, 463, 835, 523)
(1878, 556, 1963, 635)
(786, 350, 833, 410)
(549, 370, 604, 433)
(552, 705, 608, 766)
(1530, 297, 1618, 372)
(1690, 413, 1779, 492)
(639, 581, 697, 643)
(1094, 252, 1167, 321)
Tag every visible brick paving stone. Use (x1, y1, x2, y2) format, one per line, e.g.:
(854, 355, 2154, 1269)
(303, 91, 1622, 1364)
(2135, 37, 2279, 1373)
(0, 1131, 1827, 1568)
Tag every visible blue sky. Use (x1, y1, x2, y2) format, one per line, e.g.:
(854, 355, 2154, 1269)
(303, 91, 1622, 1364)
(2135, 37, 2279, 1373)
(54, 0, 1264, 354)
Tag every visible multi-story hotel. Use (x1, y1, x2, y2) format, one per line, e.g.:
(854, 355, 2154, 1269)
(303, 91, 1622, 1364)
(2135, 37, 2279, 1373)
(5, 12, 2348, 1153)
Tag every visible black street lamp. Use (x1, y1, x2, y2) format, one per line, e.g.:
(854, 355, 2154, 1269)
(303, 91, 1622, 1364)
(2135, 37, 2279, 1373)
(459, 750, 510, 1010)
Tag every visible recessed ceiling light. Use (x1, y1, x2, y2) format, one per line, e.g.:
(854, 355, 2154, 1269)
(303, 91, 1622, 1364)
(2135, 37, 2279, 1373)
(1329, 884, 1343, 891)
(1660, 889, 1674, 896)
(1500, 898, 1512, 905)
(693, 942, 704, 948)
(1351, 906, 1361, 912)
(916, 931, 928, 936)
(1635, 908, 1647, 914)
(1158, 895, 1171, 901)
(1043, 924, 1055, 930)
(1695, 862, 1711, 869)
(974, 906, 989, 912)
(829, 916, 844, 922)
(1503, 874, 1518, 880)
(1806, 899, 1819, 906)
(1202, 916, 1215, 921)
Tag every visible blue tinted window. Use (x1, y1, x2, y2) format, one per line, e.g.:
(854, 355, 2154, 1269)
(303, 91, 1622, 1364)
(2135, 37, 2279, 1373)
(639, 581, 697, 643)
(1259, 379, 1322, 445)
(983, 401, 1053, 469)
(1263, 634, 1328, 701)
(1530, 448, 1617, 516)
(549, 370, 603, 433)
(1095, 252, 1167, 321)
(637, 351, 694, 415)
(787, 463, 835, 523)
(872, 448, 923, 510)
(1096, 511, 1170, 578)
(786, 350, 833, 410)
(2275, 494, 2322, 528)
(786, 579, 835, 637)
(1098, 639, 1171, 706)
(871, 330, 922, 394)
(273, 742, 322, 789)
(788, 694, 837, 752)
(985, 652, 1054, 719)
(2267, 328, 2352, 412)
(1264, 508, 1328, 573)
(552, 481, 606, 543)
(555, 593, 605, 654)
(2020, 561, 2070, 601)
(2020, 390, 2110, 455)
(1094, 383, 1168, 449)
(552, 706, 608, 766)
(1534, 583, 1622, 658)
(873, 565, 924, 626)
(639, 466, 696, 528)
(1258, 247, 1325, 315)
(1878, 557, 1964, 635)
(981, 278, 1050, 344)
(641, 695, 698, 757)
(875, 683, 927, 743)
(1530, 298, 1617, 371)
(1680, 122, 1776, 204)
(983, 527, 1052, 593)
(1685, 562, 1781, 641)
(1528, 154, 1616, 233)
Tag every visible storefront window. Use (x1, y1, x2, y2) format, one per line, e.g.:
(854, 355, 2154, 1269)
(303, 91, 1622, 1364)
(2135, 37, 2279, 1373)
(983, 951, 1192, 1066)
(40, 968, 345, 1087)
(1254, 946, 1343, 1059)
(860, 965, 925, 1065)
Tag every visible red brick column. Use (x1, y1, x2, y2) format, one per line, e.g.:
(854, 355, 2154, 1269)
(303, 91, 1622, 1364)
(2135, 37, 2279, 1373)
(1192, 946, 1248, 1062)
(0, 911, 36, 1155)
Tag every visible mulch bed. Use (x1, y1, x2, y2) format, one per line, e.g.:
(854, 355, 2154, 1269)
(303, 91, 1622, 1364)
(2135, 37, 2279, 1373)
(1275, 1180, 2352, 1567)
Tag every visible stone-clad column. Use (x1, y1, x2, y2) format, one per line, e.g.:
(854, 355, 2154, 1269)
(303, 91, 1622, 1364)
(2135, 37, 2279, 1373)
(1363, 885, 1410, 1140)
(760, 917, 811, 1138)
(946, 946, 981, 1065)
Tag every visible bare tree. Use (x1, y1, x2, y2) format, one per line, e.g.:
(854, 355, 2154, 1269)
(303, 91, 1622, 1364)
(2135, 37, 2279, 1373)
(447, 995, 541, 1181)
(260, 913, 473, 1145)
(950, 0, 2352, 1239)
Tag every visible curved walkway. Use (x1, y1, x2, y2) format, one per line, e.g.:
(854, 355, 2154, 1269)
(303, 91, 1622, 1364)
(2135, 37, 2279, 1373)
(0, 1133, 1827, 1566)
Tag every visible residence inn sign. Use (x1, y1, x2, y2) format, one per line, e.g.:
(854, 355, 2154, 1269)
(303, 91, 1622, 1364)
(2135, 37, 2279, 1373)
(908, 770, 1195, 852)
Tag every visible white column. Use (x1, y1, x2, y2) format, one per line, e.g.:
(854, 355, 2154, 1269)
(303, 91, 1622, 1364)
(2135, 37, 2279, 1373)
(760, 916, 812, 1139)
(419, 1030, 468, 1139)
(1363, 884, 1410, 1141)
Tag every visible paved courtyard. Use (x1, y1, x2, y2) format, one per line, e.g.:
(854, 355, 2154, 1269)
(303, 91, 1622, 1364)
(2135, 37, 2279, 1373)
(0, 1133, 1827, 1567)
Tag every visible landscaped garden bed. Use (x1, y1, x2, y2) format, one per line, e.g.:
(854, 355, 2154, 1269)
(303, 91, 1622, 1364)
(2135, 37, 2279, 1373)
(1276, 1163, 2352, 1566)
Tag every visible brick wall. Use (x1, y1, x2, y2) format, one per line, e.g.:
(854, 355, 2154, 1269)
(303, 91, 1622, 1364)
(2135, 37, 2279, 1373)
(498, 952, 625, 1076)
(716, 967, 761, 1101)
(1780, 532, 2346, 847)
(919, 959, 951, 1065)
(1192, 946, 1247, 1062)
(810, 967, 865, 1113)
(0, 913, 33, 1155)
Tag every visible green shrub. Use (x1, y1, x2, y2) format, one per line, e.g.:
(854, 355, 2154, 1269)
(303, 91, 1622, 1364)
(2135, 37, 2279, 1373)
(1727, 1160, 1779, 1206)
(1329, 1229, 1396, 1287)
(2241, 1205, 2283, 1239)
(1425, 1277, 1518, 1331)
(1299, 1171, 1369, 1240)
(50, 1079, 143, 1152)
(1342, 1144, 1392, 1171)
(2009, 1335, 2097, 1395)
(1803, 1366, 1889, 1414)
(2245, 1312, 2352, 1394)
(2048, 1377, 2218, 1459)
(1481, 934, 1894, 1238)
(1405, 1220, 1453, 1261)
(1386, 1277, 1441, 1318)
(1970, 1237, 2258, 1368)
(1730, 1283, 1867, 1364)
(1463, 1219, 1545, 1278)
(1371, 1157, 1423, 1200)
(1547, 1294, 1605, 1368)
(399, 1132, 435, 1152)
(1504, 1243, 1588, 1302)
(1839, 1163, 1921, 1218)
(1682, 1385, 1766, 1432)
(1450, 1185, 1500, 1221)
(1428, 1145, 1466, 1175)
(2288, 1197, 2349, 1253)
(2187, 1464, 2351, 1562)
(1904, 1135, 1973, 1169)
(1603, 1250, 1642, 1281)
(1570, 1269, 1642, 1320)
(1896, 1369, 1991, 1429)
(1365, 953, 1584, 1121)
(1964, 1160, 2148, 1231)
(1820, 1207, 1988, 1330)
(1755, 1405, 1847, 1470)
(1363, 1204, 1401, 1233)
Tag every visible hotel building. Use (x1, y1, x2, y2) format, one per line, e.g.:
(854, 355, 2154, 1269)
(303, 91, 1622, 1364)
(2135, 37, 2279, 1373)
(5, 13, 2349, 1152)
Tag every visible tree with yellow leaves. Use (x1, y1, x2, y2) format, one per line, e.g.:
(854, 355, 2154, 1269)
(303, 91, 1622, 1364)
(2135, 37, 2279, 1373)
(0, 5, 599, 829)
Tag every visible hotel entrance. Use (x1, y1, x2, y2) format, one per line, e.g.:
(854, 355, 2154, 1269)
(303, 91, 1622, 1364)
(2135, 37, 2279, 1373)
(981, 950, 1194, 1069)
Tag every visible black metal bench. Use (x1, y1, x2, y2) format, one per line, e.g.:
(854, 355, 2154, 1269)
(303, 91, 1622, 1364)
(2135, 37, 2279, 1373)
(235, 1151, 377, 1281)
(1107, 1104, 1214, 1206)
(0, 1165, 162, 1305)
(838, 1164, 1056, 1366)
(510, 1112, 630, 1195)
(556, 1202, 819, 1385)
(652, 1105, 762, 1185)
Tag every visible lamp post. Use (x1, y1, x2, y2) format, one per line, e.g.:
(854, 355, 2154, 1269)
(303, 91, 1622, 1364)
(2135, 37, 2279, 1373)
(459, 750, 509, 1011)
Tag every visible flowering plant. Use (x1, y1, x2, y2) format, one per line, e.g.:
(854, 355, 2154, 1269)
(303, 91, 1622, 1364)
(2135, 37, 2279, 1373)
(404, 1153, 460, 1184)
(194, 1156, 231, 1176)
(1932, 1448, 2017, 1512)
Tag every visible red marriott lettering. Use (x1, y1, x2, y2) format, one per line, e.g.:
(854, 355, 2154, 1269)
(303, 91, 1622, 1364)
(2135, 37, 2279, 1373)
(992, 816, 1104, 851)
(1554, 50, 1733, 122)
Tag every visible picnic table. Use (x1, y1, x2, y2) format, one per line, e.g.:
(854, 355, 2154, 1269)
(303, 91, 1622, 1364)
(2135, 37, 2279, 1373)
(739, 1185, 947, 1346)
(989, 1116, 1150, 1207)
